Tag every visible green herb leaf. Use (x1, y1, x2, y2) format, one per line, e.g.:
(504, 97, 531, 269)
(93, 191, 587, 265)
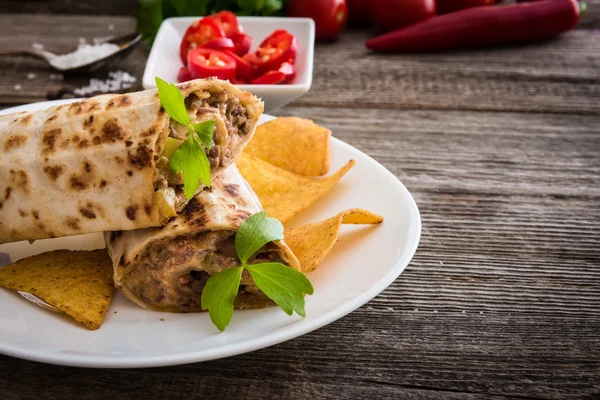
(201, 267, 243, 331)
(169, 129, 211, 198)
(235, 212, 284, 264)
(263, 0, 283, 13)
(155, 77, 190, 126)
(192, 120, 215, 150)
(245, 263, 314, 317)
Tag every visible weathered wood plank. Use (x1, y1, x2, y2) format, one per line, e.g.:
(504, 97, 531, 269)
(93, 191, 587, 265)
(0, 0, 138, 15)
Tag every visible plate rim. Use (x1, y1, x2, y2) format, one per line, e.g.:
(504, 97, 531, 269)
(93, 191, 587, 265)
(0, 99, 421, 368)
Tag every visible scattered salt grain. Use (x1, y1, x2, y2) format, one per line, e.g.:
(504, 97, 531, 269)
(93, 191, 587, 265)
(108, 24, 115, 31)
(14, 84, 22, 91)
(50, 42, 120, 70)
(27, 73, 37, 80)
(433, 310, 438, 313)
(49, 73, 64, 81)
(480, 311, 484, 314)
(32, 42, 44, 51)
(74, 70, 137, 96)
(413, 308, 419, 312)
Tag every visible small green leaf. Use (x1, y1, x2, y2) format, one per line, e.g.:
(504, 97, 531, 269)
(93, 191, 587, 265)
(192, 120, 216, 150)
(155, 77, 190, 126)
(201, 267, 243, 331)
(169, 129, 211, 198)
(235, 212, 284, 264)
(263, 0, 283, 13)
(245, 263, 314, 317)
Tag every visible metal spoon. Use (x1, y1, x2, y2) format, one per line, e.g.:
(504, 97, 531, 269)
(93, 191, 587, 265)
(0, 33, 142, 74)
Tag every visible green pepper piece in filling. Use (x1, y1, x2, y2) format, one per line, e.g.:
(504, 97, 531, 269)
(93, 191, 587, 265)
(163, 137, 184, 159)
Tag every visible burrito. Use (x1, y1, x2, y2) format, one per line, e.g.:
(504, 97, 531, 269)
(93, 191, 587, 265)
(105, 165, 300, 312)
(0, 78, 263, 244)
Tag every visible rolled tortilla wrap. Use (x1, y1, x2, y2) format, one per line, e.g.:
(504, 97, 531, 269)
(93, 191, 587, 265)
(0, 78, 263, 244)
(105, 164, 300, 312)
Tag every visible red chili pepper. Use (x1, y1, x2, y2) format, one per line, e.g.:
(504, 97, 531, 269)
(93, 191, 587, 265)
(179, 18, 225, 65)
(199, 37, 235, 51)
(229, 32, 252, 56)
(366, 0, 582, 53)
(436, 0, 494, 14)
(223, 50, 258, 81)
(187, 48, 237, 81)
(251, 30, 298, 73)
(251, 63, 296, 84)
(177, 66, 193, 83)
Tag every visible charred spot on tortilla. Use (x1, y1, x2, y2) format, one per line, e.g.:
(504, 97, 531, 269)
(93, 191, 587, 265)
(4, 134, 28, 151)
(144, 203, 152, 216)
(100, 179, 108, 188)
(102, 119, 123, 142)
(223, 184, 239, 197)
(69, 175, 89, 190)
(106, 100, 116, 109)
(128, 147, 152, 169)
(118, 95, 132, 107)
(84, 161, 93, 173)
(19, 114, 33, 125)
(42, 128, 62, 154)
(141, 127, 156, 137)
(59, 138, 71, 149)
(32, 210, 39, 220)
(44, 165, 63, 182)
(83, 115, 94, 128)
(9, 170, 29, 194)
(79, 207, 96, 219)
(4, 187, 12, 201)
(68, 102, 84, 115)
(45, 114, 58, 123)
(65, 217, 81, 230)
(125, 140, 133, 147)
(18, 209, 28, 218)
(78, 139, 89, 148)
(37, 222, 47, 231)
(119, 255, 126, 266)
(126, 170, 133, 177)
(126, 205, 138, 221)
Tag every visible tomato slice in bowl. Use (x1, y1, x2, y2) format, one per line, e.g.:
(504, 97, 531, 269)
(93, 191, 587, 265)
(180, 18, 225, 65)
(251, 30, 298, 73)
(223, 50, 258, 81)
(228, 32, 252, 56)
(208, 11, 239, 36)
(187, 49, 236, 81)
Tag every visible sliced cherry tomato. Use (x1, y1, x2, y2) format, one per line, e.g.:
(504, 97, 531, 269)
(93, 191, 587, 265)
(177, 66, 194, 83)
(251, 30, 298, 73)
(251, 62, 296, 84)
(187, 49, 236, 81)
(223, 50, 258, 81)
(208, 11, 239, 36)
(228, 32, 252, 56)
(200, 37, 235, 51)
(179, 18, 225, 65)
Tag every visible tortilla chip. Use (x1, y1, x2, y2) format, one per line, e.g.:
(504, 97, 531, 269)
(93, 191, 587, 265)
(0, 249, 114, 330)
(237, 153, 355, 223)
(284, 209, 383, 273)
(244, 117, 331, 176)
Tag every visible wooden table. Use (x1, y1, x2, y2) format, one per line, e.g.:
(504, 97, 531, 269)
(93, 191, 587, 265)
(1, 5, 599, 399)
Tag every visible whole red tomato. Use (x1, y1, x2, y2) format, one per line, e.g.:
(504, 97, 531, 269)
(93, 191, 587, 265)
(371, 0, 436, 32)
(346, 0, 372, 27)
(286, 0, 348, 41)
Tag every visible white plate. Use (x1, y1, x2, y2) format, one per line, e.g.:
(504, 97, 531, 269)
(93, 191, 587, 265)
(143, 17, 315, 112)
(0, 100, 421, 368)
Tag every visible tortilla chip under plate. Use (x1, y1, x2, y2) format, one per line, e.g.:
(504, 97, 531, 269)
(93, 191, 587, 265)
(284, 209, 383, 273)
(0, 249, 114, 330)
(244, 117, 331, 176)
(237, 153, 355, 223)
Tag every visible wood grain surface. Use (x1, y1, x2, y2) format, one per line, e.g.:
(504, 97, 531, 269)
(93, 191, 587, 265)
(0, 6, 599, 400)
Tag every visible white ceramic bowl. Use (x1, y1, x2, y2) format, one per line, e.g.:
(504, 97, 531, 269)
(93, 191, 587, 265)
(143, 16, 315, 112)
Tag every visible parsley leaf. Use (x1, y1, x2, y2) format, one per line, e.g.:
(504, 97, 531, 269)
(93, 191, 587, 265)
(169, 129, 211, 198)
(155, 77, 189, 126)
(235, 212, 284, 264)
(192, 121, 215, 150)
(201, 267, 243, 331)
(245, 263, 314, 317)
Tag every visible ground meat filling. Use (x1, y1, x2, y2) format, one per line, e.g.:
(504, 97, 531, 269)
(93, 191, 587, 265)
(125, 231, 288, 310)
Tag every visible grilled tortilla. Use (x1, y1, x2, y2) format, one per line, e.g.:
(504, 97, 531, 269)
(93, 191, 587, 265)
(0, 78, 263, 244)
(105, 165, 300, 312)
